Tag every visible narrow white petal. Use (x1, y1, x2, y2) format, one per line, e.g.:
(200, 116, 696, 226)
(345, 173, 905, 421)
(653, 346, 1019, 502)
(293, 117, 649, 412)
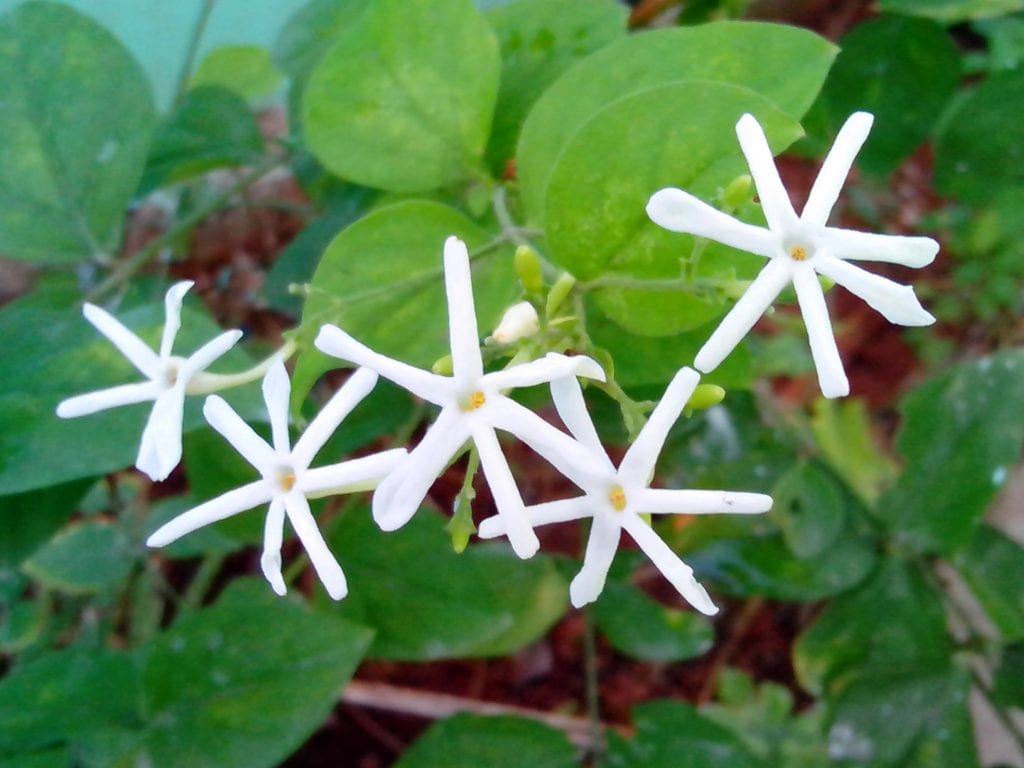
(146, 479, 273, 546)
(299, 448, 408, 496)
(646, 188, 776, 257)
(291, 368, 379, 470)
(443, 236, 484, 387)
(261, 357, 292, 455)
(180, 329, 243, 383)
(622, 515, 718, 616)
(483, 353, 605, 392)
(83, 303, 161, 379)
(315, 324, 450, 406)
(735, 113, 799, 233)
(478, 496, 594, 539)
(283, 491, 347, 600)
(261, 497, 287, 596)
(819, 228, 938, 268)
(160, 281, 194, 359)
(569, 515, 622, 608)
(618, 367, 700, 488)
(694, 256, 792, 373)
(372, 407, 469, 531)
(815, 254, 935, 327)
(470, 421, 539, 559)
(636, 488, 773, 515)
(801, 112, 874, 228)
(792, 267, 849, 398)
(550, 376, 612, 463)
(136, 386, 185, 481)
(203, 395, 277, 472)
(56, 380, 161, 418)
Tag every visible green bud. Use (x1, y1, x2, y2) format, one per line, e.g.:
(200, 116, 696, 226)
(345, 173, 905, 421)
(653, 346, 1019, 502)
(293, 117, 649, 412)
(545, 272, 576, 317)
(686, 383, 726, 411)
(818, 274, 835, 292)
(514, 245, 544, 294)
(447, 510, 476, 554)
(432, 354, 453, 376)
(723, 174, 753, 210)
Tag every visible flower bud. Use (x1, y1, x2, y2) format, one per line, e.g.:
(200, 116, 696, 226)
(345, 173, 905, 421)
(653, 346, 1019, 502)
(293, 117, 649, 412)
(686, 384, 726, 411)
(514, 245, 544, 294)
(723, 174, 753, 210)
(545, 272, 576, 317)
(490, 302, 539, 344)
(432, 354, 453, 376)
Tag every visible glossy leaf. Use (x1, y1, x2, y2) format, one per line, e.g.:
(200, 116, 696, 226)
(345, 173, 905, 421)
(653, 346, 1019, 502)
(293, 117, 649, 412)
(0, 479, 92, 569)
(273, 0, 370, 87)
(770, 461, 848, 560)
(879, 0, 1022, 22)
(952, 524, 1024, 641)
(190, 45, 283, 102)
(0, 1, 155, 263)
(22, 521, 134, 594)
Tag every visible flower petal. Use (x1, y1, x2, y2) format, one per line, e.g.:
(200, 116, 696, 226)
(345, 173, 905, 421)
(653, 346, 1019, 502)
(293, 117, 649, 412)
(136, 385, 186, 481)
(261, 496, 287, 596)
(372, 406, 469, 531)
(646, 188, 776, 257)
(203, 394, 277, 472)
(815, 254, 935, 327)
(484, 352, 605, 392)
(443, 236, 484, 387)
(146, 479, 273, 546)
(569, 514, 621, 608)
(160, 280, 194, 359)
(735, 113, 799, 233)
(792, 266, 849, 398)
(300, 448, 408, 497)
(315, 324, 450, 406)
(291, 368, 379, 470)
(618, 367, 700, 488)
(261, 357, 292, 454)
(819, 228, 938, 268)
(470, 421, 539, 559)
(622, 515, 718, 616)
(283, 491, 347, 600)
(56, 380, 161, 418)
(801, 112, 873, 228)
(550, 376, 611, 463)
(82, 303, 161, 379)
(694, 256, 792, 373)
(180, 329, 243, 383)
(636, 488, 773, 515)
(477, 496, 594, 539)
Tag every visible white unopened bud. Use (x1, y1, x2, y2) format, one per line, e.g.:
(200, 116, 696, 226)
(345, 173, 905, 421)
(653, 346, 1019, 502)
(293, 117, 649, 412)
(490, 302, 539, 344)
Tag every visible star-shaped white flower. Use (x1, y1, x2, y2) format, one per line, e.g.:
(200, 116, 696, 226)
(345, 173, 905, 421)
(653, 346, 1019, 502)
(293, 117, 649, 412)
(478, 368, 773, 614)
(146, 358, 406, 600)
(315, 236, 605, 560)
(56, 281, 242, 480)
(647, 112, 938, 398)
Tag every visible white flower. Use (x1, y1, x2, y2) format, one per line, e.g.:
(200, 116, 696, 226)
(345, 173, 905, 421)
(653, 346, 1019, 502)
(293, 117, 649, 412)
(146, 358, 406, 600)
(489, 301, 539, 344)
(315, 236, 604, 560)
(56, 281, 242, 481)
(478, 368, 773, 614)
(647, 112, 938, 398)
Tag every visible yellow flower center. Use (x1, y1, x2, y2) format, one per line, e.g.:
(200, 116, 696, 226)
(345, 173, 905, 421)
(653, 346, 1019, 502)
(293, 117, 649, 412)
(461, 390, 487, 412)
(164, 362, 179, 386)
(609, 485, 627, 512)
(789, 245, 808, 261)
(277, 467, 297, 492)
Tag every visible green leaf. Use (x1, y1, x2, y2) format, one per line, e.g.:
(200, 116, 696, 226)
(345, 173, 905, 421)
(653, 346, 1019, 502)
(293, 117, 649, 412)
(139, 580, 372, 768)
(607, 700, 763, 768)
(879, 0, 1023, 22)
(878, 350, 1024, 554)
(190, 45, 283, 103)
(952, 524, 1024, 641)
(331, 509, 567, 661)
(809, 397, 897, 506)
(544, 81, 801, 336)
(593, 580, 713, 662)
(140, 86, 264, 193)
(395, 714, 578, 768)
(935, 69, 1024, 205)
(992, 643, 1024, 708)
(273, 0, 370, 88)
(145, 494, 250, 558)
(303, 0, 500, 191)
(770, 461, 848, 560)
(293, 200, 516, 401)
(483, 0, 627, 174)
(0, 479, 92, 569)
(22, 520, 135, 594)
(517, 21, 837, 222)
(816, 15, 960, 175)
(794, 559, 950, 697)
(0, 1, 156, 263)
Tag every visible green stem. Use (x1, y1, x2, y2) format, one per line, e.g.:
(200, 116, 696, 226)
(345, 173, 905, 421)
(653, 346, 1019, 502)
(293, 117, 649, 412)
(180, 552, 227, 613)
(582, 607, 605, 766)
(174, 0, 217, 106)
(189, 340, 297, 394)
(578, 273, 727, 297)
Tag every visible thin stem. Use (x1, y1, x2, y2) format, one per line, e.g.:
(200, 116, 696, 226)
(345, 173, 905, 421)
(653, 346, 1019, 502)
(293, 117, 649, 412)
(189, 340, 298, 394)
(174, 0, 217, 107)
(179, 552, 227, 613)
(582, 607, 605, 766)
(578, 273, 729, 297)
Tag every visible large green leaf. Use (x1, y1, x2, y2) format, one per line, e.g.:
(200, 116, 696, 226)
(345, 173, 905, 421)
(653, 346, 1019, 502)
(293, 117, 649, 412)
(483, 0, 626, 174)
(0, 479, 92, 569)
(331, 509, 568, 661)
(273, 0, 370, 87)
(953, 524, 1024, 641)
(770, 461, 848, 560)
(879, 0, 1022, 22)
(303, 0, 499, 191)
(517, 21, 836, 222)
(544, 81, 801, 336)
(878, 349, 1024, 554)
(22, 520, 135, 594)
(395, 714, 578, 768)
(190, 45, 283, 103)
(0, 1, 155, 263)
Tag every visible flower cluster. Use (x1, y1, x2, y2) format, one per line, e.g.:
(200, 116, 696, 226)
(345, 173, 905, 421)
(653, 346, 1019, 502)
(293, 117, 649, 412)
(57, 113, 937, 615)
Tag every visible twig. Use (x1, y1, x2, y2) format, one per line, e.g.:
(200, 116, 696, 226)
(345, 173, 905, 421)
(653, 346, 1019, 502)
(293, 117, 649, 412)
(697, 597, 765, 704)
(174, 0, 217, 107)
(582, 609, 606, 765)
